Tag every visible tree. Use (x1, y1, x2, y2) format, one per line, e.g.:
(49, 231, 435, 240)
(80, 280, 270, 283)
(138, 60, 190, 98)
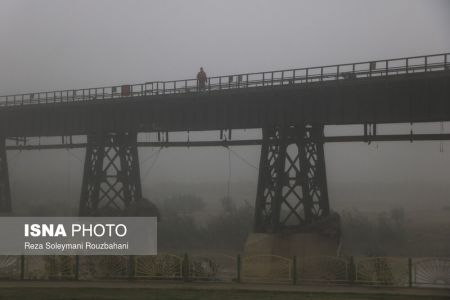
(219, 196, 237, 215)
(162, 194, 205, 217)
(390, 207, 405, 227)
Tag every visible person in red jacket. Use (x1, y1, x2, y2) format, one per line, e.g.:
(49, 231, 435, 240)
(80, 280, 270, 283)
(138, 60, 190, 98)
(197, 67, 207, 91)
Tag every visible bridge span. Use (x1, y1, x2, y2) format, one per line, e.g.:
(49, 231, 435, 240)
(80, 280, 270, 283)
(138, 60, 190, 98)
(0, 53, 449, 233)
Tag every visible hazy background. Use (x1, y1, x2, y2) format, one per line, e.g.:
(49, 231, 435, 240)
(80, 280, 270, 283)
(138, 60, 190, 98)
(0, 0, 449, 225)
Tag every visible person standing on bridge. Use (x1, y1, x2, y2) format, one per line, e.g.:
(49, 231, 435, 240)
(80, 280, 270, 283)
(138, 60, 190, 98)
(197, 67, 208, 92)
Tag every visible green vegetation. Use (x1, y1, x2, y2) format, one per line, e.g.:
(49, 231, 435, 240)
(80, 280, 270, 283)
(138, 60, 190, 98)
(341, 207, 407, 256)
(0, 288, 448, 300)
(157, 195, 253, 251)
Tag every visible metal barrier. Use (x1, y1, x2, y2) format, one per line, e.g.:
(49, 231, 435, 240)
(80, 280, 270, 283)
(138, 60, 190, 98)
(0, 53, 448, 106)
(355, 257, 409, 286)
(78, 255, 128, 280)
(413, 257, 450, 287)
(134, 253, 183, 280)
(297, 256, 348, 284)
(189, 253, 236, 282)
(241, 255, 292, 283)
(0, 255, 20, 279)
(22, 255, 76, 280)
(0, 254, 449, 289)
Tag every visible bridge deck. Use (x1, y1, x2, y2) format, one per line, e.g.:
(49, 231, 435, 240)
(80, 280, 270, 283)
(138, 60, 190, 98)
(0, 53, 449, 137)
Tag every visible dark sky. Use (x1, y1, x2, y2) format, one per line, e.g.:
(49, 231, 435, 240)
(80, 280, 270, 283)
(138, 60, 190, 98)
(1, 0, 450, 212)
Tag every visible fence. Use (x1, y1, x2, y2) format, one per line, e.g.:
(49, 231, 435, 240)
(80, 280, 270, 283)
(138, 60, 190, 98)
(0, 254, 449, 288)
(0, 53, 449, 106)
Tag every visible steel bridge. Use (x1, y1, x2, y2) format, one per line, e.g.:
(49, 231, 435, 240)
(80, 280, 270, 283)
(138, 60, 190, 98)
(0, 53, 449, 233)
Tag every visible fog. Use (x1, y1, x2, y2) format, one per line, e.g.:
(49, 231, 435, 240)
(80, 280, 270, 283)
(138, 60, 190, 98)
(1, 0, 450, 218)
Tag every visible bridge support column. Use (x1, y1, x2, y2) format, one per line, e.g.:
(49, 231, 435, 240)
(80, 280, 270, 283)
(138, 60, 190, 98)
(0, 138, 11, 213)
(254, 124, 329, 233)
(79, 132, 142, 216)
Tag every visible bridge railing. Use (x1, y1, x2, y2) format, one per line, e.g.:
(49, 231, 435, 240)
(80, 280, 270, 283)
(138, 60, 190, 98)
(1, 53, 448, 106)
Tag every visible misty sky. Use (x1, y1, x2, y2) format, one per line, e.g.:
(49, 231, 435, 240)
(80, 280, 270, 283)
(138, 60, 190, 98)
(1, 0, 450, 213)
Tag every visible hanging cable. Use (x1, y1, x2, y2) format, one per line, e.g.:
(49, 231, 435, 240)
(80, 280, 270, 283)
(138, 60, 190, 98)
(227, 147, 231, 199)
(8, 151, 22, 178)
(66, 149, 82, 162)
(226, 147, 258, 171)
(67, 149, 71, 211)
(140, 148, 160, 165)
(142, 147, 162, 180)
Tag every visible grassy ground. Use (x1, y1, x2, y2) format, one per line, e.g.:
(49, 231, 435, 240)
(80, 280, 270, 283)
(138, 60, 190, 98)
(0, 288, 448, 300)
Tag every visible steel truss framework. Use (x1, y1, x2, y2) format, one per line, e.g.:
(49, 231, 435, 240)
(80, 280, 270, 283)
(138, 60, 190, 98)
(0, 138, 11, 213)
(79, 132, 142, 216)
(254, 125, 329, 233)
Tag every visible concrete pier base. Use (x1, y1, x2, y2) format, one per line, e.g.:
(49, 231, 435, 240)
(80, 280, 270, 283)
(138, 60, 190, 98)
(244, 213, 342, 258)
(242, 230, 341, 281)
(244, 232, 340, 258)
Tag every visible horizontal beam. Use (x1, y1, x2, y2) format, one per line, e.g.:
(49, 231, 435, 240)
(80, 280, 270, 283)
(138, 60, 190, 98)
(140, 133, 450, 146)
(324, 133, 450, 143)
(5, 133, 450, 151)
(6, 143, 87, 150)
